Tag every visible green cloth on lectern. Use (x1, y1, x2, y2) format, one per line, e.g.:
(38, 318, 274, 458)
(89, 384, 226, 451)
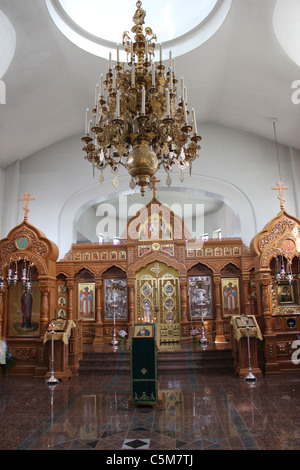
(130, 323, 158, 405)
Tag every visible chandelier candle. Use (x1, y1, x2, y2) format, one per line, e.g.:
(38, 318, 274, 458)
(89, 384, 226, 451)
(82, 0, 202, 195)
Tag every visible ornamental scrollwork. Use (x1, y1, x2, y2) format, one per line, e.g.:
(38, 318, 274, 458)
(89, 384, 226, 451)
(259, 218, 295, 252)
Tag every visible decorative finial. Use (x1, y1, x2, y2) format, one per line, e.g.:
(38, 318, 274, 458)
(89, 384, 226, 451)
(150, 175, 161, 198)
(271, 119, 288, 211)
(272, 180, 289, 211)
(19, 192, 35, 221)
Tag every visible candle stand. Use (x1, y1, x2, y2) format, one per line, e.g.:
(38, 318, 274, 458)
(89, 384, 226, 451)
(46, 322, 60, 385)
(244, 320, 257, 383)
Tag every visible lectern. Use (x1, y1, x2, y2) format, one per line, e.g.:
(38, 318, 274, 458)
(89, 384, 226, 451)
(129, 323, 161, 406)
(231, 315, 263, 378)
(43, 319, 76, 381)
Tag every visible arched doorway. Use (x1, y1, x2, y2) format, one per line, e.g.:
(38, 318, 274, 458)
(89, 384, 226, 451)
(135, 261, 181, 342)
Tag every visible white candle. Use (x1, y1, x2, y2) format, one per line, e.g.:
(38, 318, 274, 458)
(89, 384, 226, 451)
(142, 86, 146, 114)
(109, 52, 112, 70)
(117, 43, 120, 63)
(152, 63, 155, 86)
(172, 59, 176, 75)
(100, 74, 104, 96)
(116, 90, 120, 117)
(145, 39, 148, 60)
(192, 108, 197, 135)
(112, 67, 116, 89)
(95, 83, 98, 104)
(85, 107, 89, 134)
(166, 88, 170, 116)
(169, 51, 172, 68)
(181, 77, 184, 99)
(160, 43, 162, 62)
(169, 66, 172, 91)
(184, 86, 188, 103)
(96, 95, 99, 121)
(131, 41, 133, 61)
(131, 62, 135, 86)
(183, 100, 188, 124)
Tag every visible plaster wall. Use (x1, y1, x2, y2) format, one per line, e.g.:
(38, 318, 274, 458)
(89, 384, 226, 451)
(1, 123, 298, 258)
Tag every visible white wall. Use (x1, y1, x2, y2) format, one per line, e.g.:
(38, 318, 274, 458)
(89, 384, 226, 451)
(0, 166, 4, 235)
(1, 161, 20, 236)
(1, 123, 299, 258)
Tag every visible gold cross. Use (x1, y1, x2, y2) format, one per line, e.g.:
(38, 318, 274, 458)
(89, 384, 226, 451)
(19, 192, 35, 221)
(272, 180, 289, 210)
(151, 176, 160, 198)
(151, 262, 163, 278)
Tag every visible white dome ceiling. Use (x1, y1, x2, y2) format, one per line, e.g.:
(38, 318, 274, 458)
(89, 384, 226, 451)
(0, 0, 299, 169)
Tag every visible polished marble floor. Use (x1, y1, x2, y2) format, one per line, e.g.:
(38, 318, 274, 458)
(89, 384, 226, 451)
(0, 352, 299, 451)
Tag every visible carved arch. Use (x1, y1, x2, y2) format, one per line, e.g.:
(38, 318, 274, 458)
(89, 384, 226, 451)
(127, 251, 186, 277)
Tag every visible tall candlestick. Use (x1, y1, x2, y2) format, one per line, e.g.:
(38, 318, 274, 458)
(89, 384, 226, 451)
(169, 66, 172, 91)
(166, 88, 170, 116)
(100, 74, 104, 96)
(192, 108, 197, 135)
(172, 59, 176, 75)
(96, 94, 100, 121)
(142, 86, 146, 114)
(85, 108, 89, 134)
(88, 119, 92, 135)
(152, 63, 155, 87)
(183, 100, 188, 124)
(131, 41, 134, 61)
(145, 39, 148, 60)
(113, 67, 116, 89)
(116, 90, 120, 117)
(131, 62, 135, 86)
(95, 83, 98, 105)
(184, 86, 188, 104)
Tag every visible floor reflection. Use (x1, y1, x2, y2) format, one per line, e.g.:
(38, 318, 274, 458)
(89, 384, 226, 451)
(0, 368, 297, 451)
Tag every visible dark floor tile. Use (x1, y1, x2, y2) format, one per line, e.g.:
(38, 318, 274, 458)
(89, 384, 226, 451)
(0, 366, 299, 451)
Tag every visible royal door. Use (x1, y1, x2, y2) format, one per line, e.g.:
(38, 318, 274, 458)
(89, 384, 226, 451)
(135, 261, 181, 342)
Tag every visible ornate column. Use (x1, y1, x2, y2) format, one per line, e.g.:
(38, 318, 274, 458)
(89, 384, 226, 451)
(40, 288, 50, 338)
(93, 278, 103, 344)
(128, 278, 135, 324)
(0, 291, 4, 339)
(242, 273, 251, 316)
(259, 272, 279, 372)
(180, 276, 189, 336)
(66, 279, 75, 321)
(213, 275, 226, 343)
(260, 276, 273, 335)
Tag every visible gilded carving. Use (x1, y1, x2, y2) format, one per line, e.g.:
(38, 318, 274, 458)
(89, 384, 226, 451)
(267, 343, 275, 359)
(273, 317, 283, 330)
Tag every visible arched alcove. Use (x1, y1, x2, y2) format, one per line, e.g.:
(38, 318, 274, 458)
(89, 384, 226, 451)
(58, 174, 256, 258)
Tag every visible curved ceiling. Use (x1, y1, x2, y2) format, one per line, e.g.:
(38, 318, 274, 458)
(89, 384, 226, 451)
(0, 0, 299, 169)
(0, 9, 16, 78)
(273, 0, 300, 66)
(77, 190, 228, 242)
(46, 0, 231, 59)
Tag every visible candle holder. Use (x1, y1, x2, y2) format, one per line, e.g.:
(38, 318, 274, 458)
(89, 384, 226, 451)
(111, 305, 119, 349)
(199, 305, 209, 347)
(46, 322, 60, 385)
(244, 320, 257, 383)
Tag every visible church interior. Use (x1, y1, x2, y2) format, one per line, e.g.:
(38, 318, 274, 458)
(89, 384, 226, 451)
(0, 0, 299, 452)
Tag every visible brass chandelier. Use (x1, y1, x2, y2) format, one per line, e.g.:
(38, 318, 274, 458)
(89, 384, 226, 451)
(82, 1, 201, 195)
